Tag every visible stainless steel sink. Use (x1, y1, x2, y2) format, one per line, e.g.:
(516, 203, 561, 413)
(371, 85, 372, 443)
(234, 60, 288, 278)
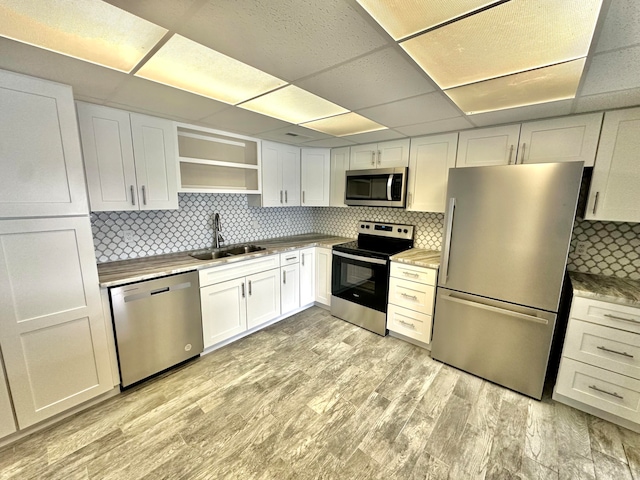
(189, 245, 265, 261)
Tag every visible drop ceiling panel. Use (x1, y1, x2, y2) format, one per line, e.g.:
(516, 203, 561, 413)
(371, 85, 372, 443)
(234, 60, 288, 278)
(575, 87, 640, 113)
(357, 93, 461, 127)
(259, 125, 331, 145)
(103, 0, 202, 30)
(594, 0, 640, 53)
(581, 45, 640, 96)
(395, 117, 474, 137)
(468, 100, 573, 127)
(178, 0, 389, 82)
(200, 107, 292, 135)
(294, 48, 435, 111)
(341, 129, 406, 144)
(301, 112, 385, 137)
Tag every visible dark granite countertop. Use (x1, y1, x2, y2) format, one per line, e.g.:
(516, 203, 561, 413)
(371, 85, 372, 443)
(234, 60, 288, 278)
(569, 271, 640, 307)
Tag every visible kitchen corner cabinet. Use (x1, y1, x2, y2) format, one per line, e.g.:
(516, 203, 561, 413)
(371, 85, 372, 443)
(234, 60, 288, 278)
(77, 102, 178, 211)
(301, 148, 330, 206)
(349, 139, 410, 170)
(330, 147, 350, 207)
(280, 252, 301, 316)
(315, 247, 333, 307)
(406, 132, 458, 213)
(0, 69, 88, 218)
(586, 107, 640, 223)
(300, 248, 316, 306)
(0, 217, 113, 429)
(249, 141, 300, 207)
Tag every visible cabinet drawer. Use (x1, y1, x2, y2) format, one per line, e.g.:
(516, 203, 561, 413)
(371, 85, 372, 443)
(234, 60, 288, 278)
(199, 254, 280, 287)
(387, 304, 432, 345)
(556, 357, 640, 423)
(280, 251, 300, 266)
(390, 262, 436, 286)
(571, 297, 640, 334)
(564, 319, 640, 380)
(388, 277, 434, 315)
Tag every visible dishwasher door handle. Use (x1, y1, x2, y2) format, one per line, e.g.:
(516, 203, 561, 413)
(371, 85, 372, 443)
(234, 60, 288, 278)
(123, 281, 193, 302)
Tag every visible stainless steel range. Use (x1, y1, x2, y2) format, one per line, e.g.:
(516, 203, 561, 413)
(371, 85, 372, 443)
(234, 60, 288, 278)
(331, 221, 414, 336)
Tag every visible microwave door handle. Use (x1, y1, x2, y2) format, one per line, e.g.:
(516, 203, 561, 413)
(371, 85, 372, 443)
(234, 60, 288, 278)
(387, 174, 393, 201)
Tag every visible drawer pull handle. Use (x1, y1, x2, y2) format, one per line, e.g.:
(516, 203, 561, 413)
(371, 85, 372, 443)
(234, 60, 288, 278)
(398, 319, 416, 329)
(604, 314, 639, 325)
(403, 271, 419, 278)
(597, 345, 634, 358)
(589, 384, 624, 400)
(401, 293, 418, 301)
(286, 256, 296, 261)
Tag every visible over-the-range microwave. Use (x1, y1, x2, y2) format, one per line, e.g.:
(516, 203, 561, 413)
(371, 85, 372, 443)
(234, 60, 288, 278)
(344, 167, 408, 208)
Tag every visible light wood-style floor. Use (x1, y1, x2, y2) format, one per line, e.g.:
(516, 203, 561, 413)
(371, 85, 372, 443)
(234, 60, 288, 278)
(2, 307, 639, 479)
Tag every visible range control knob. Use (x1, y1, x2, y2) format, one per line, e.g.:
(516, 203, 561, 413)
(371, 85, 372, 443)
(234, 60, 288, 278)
(366, 225, 370, 229)
(397, 228, 402, 233)
(403, 229, 408, 233)
(360, 224, 365, 228)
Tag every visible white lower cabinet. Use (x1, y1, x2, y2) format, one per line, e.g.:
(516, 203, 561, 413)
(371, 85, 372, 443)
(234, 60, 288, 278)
(387, 262, 438, 348)
(300, 248, 315, 306)
(315, 247, 332, 307)
(281, 263, 300, 316)
(201, 278, 247, 348)
(0, 358, 16, 439)
(246, 269, 281, 329)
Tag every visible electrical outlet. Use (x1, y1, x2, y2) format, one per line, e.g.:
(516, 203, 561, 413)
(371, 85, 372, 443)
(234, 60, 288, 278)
(575, 241, 589, 256)
(122, 229, 135, 245)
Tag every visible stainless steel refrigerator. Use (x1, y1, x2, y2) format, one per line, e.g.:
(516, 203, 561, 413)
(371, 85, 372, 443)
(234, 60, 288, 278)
(431, 162, 584, 399)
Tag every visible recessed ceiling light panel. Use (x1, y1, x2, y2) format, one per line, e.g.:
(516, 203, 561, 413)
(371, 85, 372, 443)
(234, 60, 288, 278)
(135, 34, 287, 105)
(445, 59, 586, 115)
(238, 85, 349, 124)
(401, 0, 603, 89)
(0, 0, 168, 73)
(356, 0, 501, 40)
(301, 112, 386, 137)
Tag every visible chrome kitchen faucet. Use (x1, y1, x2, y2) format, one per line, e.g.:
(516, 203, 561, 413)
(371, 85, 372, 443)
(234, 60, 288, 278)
(212, 212, 224, 249)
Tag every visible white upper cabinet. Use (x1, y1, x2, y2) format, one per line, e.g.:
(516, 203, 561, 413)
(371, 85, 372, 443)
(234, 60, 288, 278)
(77, 103, 178, 212)
(249, 141, 300, 207)
(349, 139, 410, 170)
(518, 113, 603, 167)
(586, 107, 640, 223)
(407, 133, 458, 213)
(0, 69, 88, 218)
(330, 147, 350, 207)
(301, 148, 330, 206)
(456, 124, 521, 168)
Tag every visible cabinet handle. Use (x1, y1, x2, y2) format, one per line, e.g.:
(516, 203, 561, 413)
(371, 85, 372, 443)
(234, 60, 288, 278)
(241, 282, 245, 298)
(283, 271, 287, 284)
(286, 256, 296, 261)
(592, 191, 599, 215)
(301, 254, 305, 266)
(401, 292, 418, 301)
(408, 192, 412, 208)
(130, 185, 136, 206)
(248, 280, 252, 295)
(285, 190, 288, 203)
(280, 190, 283, 204)
(507, 144, 514, 165)
(518, 143, 526, 164)
(398, 319, 416, 329)
(597, 345, 634, 358)
(403, 271, 419, 278)
(302, 191, 305, 203)
(589, 384, 624, 400)
(141, 185, 147, 205)
(377, 150, 381, 165)
(371, 152, 375, 166)
(604, 313, 639, 325)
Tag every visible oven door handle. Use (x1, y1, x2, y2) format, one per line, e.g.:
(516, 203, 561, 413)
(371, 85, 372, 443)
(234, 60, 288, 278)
(333, 250, 387, 265)
(387, 174, 393, 201)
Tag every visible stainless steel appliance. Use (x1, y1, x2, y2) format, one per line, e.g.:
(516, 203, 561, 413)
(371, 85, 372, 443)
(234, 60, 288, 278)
(345, 167, 408, 207)
(432, 162, 584, 399)
(332, 221, 414, 335)
(110, 271, 203, 388)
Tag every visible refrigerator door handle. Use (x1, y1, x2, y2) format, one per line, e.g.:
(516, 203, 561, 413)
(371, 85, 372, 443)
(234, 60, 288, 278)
(439, 197, 456, 285)
(441, 294, 549, 325)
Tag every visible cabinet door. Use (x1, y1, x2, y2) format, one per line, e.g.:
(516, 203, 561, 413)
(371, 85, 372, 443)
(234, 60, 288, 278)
(330, 147, 350, 207)
(456, 124, 521, 167)
(586, 107, 640, 223)
(301, 148, 330, 206)
(260, 141, 283, 207)
(300, 248, 316, 306)
(0, 217, 112, 429)
(77, 102, 138, 212)
(518, 113, 603, 166)
(201, 278, 247, 348)
(378, 139, 410, 168)
(315, 247, 332, 307)
(281, 263, 300, 316)
(0, 357, 16, 440)
(130, 113, 178, 210)
(246, 269, 281, 329)
(350, 143, 377, 170)
(281, 144, 301, 206)
(407, 133, 458, 213)
(0, 70, 88, 217)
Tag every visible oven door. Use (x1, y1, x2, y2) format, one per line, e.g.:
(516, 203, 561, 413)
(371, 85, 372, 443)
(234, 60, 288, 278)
(331, 251, 390, 312)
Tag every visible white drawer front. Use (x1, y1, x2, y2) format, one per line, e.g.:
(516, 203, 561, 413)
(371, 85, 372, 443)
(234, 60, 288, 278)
(199, 254, 280, 287)
(280, 251, 300, 266)
(387, 304, 432, 345)
(556, 357, 640, 423)
(388, 277, 435, 315)
(572, 297, 640, 334)
(564, 319, 640, 380)
(390, 262, 436, 286)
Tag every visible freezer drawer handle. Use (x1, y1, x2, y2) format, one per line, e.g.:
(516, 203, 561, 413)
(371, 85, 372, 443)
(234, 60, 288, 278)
(401, 292, 418, 301)
(440, 294, 549, 325)
(597, 345, 634, 358)
(589, 384, 624, 400)
(439, 197, 455, 285)
(604, 313, 639, 325)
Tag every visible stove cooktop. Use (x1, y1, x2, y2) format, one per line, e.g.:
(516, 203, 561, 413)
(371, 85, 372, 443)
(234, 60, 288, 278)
(333, 221, 415, 259)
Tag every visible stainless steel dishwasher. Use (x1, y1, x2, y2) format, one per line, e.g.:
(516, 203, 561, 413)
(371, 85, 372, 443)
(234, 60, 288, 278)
(110, 271, 203, 388)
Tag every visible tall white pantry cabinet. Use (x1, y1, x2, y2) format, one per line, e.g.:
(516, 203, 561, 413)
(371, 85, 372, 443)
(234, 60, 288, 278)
(0, 69, 113, 436)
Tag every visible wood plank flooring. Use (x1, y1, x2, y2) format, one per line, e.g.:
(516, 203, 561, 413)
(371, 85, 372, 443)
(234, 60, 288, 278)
(2, 306, 639, 479)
